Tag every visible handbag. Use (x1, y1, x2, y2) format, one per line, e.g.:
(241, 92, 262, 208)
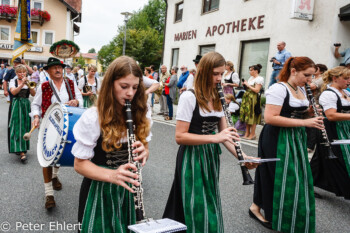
(254, 92, 262, 116)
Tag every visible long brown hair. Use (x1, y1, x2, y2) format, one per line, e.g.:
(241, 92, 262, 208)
(321, 66, 350, 92)
(278, 57, 316, 82)
(194, 52, 225, 112)
(97, 56, 150, 152)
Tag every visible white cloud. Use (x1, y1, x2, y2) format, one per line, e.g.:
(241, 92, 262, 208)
(75, 0, 149, 53)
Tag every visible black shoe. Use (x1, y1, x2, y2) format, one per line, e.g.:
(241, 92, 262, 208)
(249, 209, 272, 229)
(314, 192, 323, 199)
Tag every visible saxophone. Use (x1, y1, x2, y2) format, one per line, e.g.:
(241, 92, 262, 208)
(217, 83, 254, 185)
(125, 100, 146, 222)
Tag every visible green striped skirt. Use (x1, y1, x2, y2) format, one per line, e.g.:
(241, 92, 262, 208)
(181, 143, 223, 233)
(8, 97, 31, 153)
(336, 121, 350, 176)
(83, 95, 97, 108)
(273, 127, 315, 233)
(81, 180, 136, 233)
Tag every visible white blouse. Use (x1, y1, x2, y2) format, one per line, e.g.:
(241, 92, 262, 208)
(228, 102, 239, 113)
(247, 76, 264, 86)
(319, 87, 350, 111)
(223, 71, 240, 85)
(72, 107, 153, 160)
(78, 76, 101, 94)
(176, 91, 225, 122)
(266, 83, 309, 107)
(9, 76, 29, 90)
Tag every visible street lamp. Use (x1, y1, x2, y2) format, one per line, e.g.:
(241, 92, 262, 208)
(121, 11, 133, 56)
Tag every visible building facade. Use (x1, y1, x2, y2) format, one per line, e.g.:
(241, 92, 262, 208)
(0, 0, 81, 67)
(163, 0, 350, 88)
(74, 53, 103, 74)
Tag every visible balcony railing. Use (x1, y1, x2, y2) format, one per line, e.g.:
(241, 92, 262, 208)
(0, 5, 51, 25)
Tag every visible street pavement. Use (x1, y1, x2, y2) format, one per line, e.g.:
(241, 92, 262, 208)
(0, 92, 349, 232)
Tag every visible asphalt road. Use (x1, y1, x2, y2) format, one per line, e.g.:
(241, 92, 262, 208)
(0, 95, 349, 233)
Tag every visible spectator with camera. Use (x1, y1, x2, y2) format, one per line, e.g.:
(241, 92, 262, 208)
(268, 41, 291, 87)
(334, 43, 350, 68)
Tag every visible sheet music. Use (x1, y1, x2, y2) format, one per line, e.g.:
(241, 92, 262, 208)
(331, 140, 350, 145)
(128, 218, 187, 233)
(237, 158, 280, 164)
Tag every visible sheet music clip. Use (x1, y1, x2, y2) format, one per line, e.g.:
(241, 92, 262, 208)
(128, 218, 187, 233)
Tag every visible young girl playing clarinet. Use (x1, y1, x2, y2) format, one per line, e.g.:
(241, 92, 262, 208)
(72, 56, 151, 232)
(249, 57, 324, 233)
(163, 52, 257, 233)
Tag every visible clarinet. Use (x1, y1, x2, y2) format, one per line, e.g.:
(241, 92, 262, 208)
(305, 83, 337, 159)
(217, 83, 254, 185)
(125, 100, 146, 222)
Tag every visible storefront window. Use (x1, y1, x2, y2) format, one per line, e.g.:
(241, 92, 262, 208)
(0, 27, 9, 41)
(44, 31, 54, 45)
(203, 0, 219, 13)
(239, 39, 270, 83)
(1, 0, 10, 5)
(175, 2, 183, 22)
(171, 48, 179, 68)
(200, 44, 215, 56)
(31, 31, 38, 44)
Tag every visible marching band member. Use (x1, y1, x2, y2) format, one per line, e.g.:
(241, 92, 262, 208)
(163, 52, 256, 233)
(310, 66, 350, 200)
(249, 57, 323, 233)
(8, 65, 36, 162)
(31, 57, 83, 209)
(72, 56, 151, 232)
(78, 64, 100, 108)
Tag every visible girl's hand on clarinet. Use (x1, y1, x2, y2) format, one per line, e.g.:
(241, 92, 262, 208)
(132, 141, 149, 166)
(111, 163, 139, 193)
(304, 116, 324, 130)
(217, 127, 240, 144)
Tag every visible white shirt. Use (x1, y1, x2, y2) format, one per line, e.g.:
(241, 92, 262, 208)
(39, 71, 50, 83)
(78, 76, 101, 94)
(31, 79, 83, 118)
(66, 73, 76, 82)
(72, 107, 152, 160)
(247, 76, 264, 86)
(183, 74, 194, 90)
(266, 83, 309, 107)
(9, 76, 29, 90)
(176, 91, 224, 122)
(319, 87, 350, 111)
(78, 69, 84, 79)
(228, 102, 239, 113)
(142, 76, 158, 88)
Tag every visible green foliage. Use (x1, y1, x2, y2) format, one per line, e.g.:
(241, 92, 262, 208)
(88, 48, 96, 53)
(97, 0, 166, 70)
(77, 54, 85, 67)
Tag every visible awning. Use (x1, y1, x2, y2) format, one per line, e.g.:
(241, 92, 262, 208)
(339, 3, 350, 21)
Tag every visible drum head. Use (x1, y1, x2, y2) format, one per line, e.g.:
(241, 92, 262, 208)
(37, 103, 69, 167)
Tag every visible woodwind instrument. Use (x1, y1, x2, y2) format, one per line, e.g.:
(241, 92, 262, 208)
(305, 83, 337, 159)
(125, 100, 146, 222)
(217, 83, 254, 185)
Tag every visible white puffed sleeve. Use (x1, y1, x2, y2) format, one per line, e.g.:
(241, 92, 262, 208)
(255, 76, 264, 85)
(228, 102, 240, 113)
(176, 91, 196, 122)
(266, 83, 287, 106)
(319, 90, 338, 111)
(231, 72, 240, 84)
(72, 107, 101, 159)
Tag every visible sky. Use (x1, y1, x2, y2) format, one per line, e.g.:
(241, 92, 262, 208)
(75, 0, 149, 53)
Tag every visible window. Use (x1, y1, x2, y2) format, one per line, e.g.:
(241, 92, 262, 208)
(171, 48, 179, 68)
(43, 31, 54, 45)
(175, 2, 183, 22)
(203, 0, 219, 14)
(0, 26, 10, 41)
(31, 30, 39, 44)
(1, 0, 10, 5)
(239, 39, 270, 83)
(199, 44, 215, 56)
(33, 1, 43, 10)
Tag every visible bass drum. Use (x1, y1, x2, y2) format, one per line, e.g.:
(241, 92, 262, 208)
(37, 103, 85, 167)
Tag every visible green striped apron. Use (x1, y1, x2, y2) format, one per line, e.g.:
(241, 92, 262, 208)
(181, 143, 223, 233)
(83, 95, 96, 108)
(272, 127, 315, 233)
(336, 121, 350, 177)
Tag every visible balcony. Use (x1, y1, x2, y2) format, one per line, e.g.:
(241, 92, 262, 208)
(0, 5, 51, 25)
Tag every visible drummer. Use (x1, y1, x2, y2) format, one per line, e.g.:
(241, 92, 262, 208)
(31, 57, 83, 210)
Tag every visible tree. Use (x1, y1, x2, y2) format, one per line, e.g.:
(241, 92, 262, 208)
(97, 0, 166, 69)
(77, 54, 85, 67)
(88, 48, 96, 53)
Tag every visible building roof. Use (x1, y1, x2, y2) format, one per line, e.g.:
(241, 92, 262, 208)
(75, 53, 98, 59)
(61, 0, 82, 13)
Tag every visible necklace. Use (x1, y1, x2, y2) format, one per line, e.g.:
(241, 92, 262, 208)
(287, 82, 298, 94)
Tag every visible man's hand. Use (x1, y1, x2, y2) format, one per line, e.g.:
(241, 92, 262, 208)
(4, 90, 9, 97)
(66, 99, 79, 107)
(33, 116, 40, 128)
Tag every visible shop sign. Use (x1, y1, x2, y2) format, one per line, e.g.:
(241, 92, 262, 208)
(0, 43, 43, 52)
(174, 30, 197, 41)
(291, 0, 314, 21)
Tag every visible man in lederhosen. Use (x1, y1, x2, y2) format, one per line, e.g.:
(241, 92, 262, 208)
(31, 57, 83, 209)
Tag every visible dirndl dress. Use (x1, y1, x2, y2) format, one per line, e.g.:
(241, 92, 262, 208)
(78, 139, 136, 233)
(163, 95, 224, 233)
(310, 88, 350, 199)
(8, 85, 31, 153)
(240, 86, 261, 125)
(253, 86, 315, 233)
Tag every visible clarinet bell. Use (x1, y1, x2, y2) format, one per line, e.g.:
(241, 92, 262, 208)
(242, 169, 254, 185)
(327, 147, 337, 159)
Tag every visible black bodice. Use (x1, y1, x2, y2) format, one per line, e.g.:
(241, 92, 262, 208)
(323, 89, 350, 113)
(13, 79, 30, 98)
(187, 90, 221, 135)
(92, 137, 129, 168)
(279, 84, 308, 119)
